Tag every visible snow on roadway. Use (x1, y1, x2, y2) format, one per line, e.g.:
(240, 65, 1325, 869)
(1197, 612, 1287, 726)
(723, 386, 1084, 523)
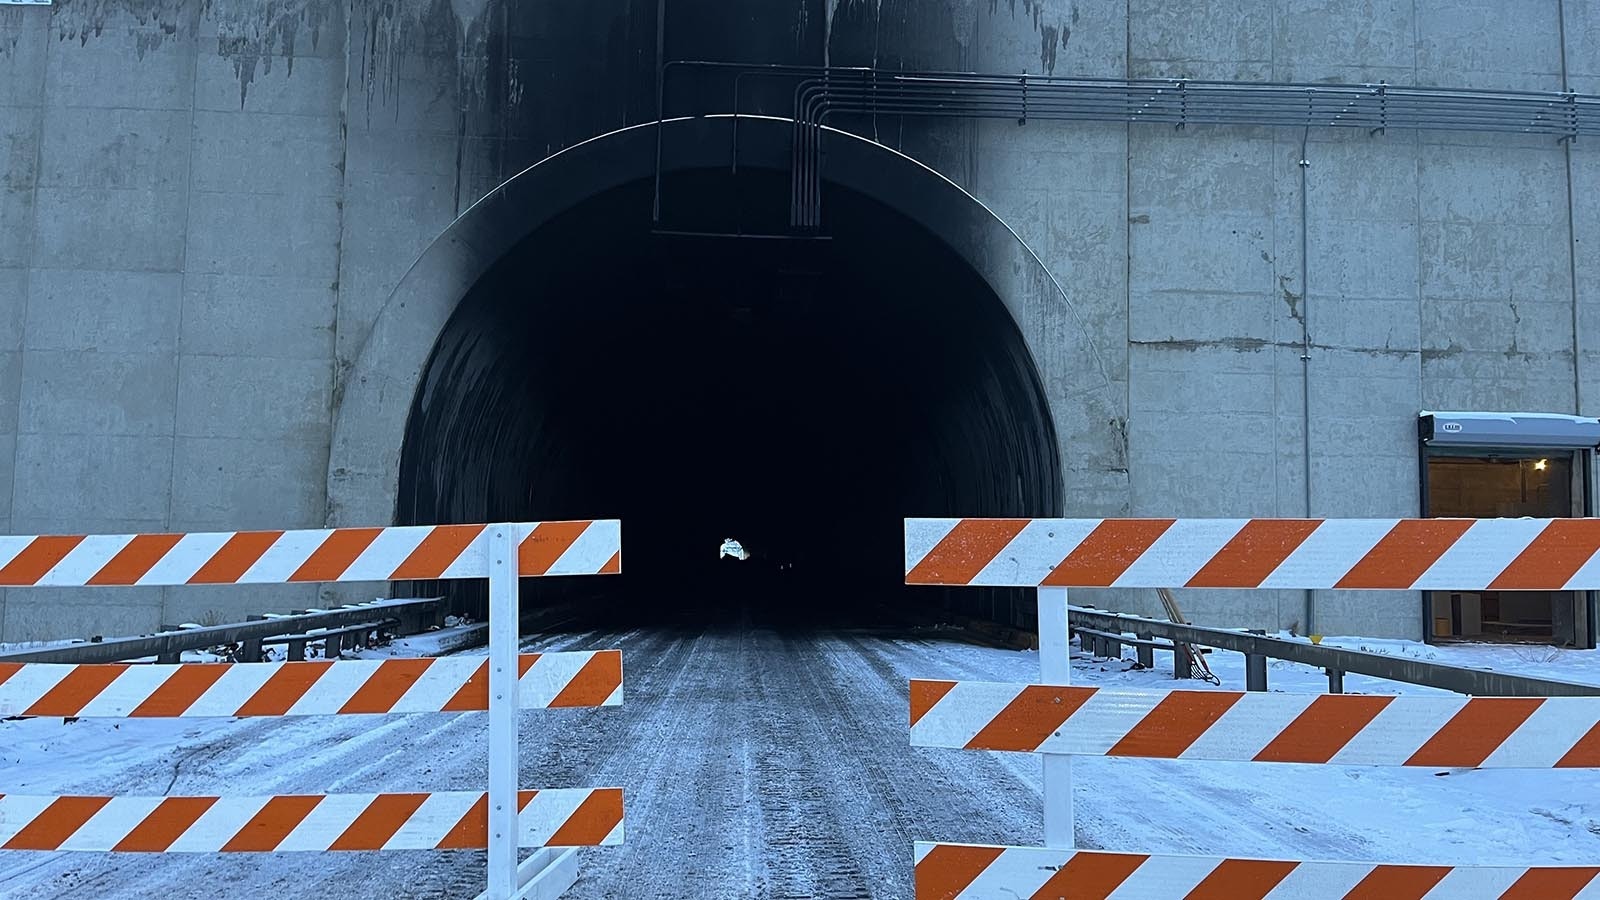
(0, 624, 1597, 898)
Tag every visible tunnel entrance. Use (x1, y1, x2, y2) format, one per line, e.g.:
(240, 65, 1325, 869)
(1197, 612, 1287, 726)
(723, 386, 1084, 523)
(393, 165, 1061, 629)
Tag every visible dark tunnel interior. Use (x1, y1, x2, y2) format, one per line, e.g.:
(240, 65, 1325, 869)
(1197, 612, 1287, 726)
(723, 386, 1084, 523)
(394, 167, 1063, 629)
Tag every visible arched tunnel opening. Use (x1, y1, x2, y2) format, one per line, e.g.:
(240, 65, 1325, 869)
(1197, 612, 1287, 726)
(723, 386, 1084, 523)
(394, 165, 1063, 630)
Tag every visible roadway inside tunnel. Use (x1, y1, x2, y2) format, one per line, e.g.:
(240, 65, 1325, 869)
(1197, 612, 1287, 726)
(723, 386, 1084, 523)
(395, 169, 1061, 627)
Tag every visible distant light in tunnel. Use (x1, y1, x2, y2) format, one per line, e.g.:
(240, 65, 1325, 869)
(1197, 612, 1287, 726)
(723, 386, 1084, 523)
(720, 538, 750, 561)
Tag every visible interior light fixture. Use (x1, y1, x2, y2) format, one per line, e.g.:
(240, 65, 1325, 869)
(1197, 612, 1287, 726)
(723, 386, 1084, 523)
(1535, 459, 1548, 471)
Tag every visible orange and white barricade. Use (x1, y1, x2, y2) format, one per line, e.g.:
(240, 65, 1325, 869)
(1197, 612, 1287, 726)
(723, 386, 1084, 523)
(0, 520, 623, 900)
(904, 517, 1600, 900)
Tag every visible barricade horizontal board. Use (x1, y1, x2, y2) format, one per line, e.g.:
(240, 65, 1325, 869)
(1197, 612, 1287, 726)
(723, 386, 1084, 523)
(912, 842, 1600, 900)
(909, 680, 1600, 768)
(0, 520, 622, 587)
(905, 517, 1600, 590)
(0, 789, 624, 852)
(0, 651, 623, 718)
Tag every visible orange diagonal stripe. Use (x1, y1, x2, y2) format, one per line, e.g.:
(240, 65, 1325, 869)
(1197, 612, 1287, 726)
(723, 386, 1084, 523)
(1045, 519, 1176, 587)
(88, 533, 183, 585)
(436, 794, 489, 849)
(233, 662, 333, 717)
(910, 679, 958, 727)
(290, 528, 384, 582)
(441, 661, 491, 712)
(546, 788, 623, 846)
(131, 664, 231, 717)
(337, 659, 435, 714)
(913, 844, 1005, 900)
(1555, 722, 1600, 767)
(1186, 520, 1322, 588)
(519, 521, 593, 575)
(188, 531, 283, 583)
(0, 535, 86, 585)
(1184, 858, 1298, 899)
(24, 665, 129, 717)
(1034, 851, 1148, 899)
(1342, 865, 1450, 899)
(1491, 519, 1600, 590)
(0, 663, 21, 690)
(329, 793, 430, 851)
(906, 519, 1029, 585)
(2, 796, 112, 850)
(1334, 520, 1471, 589)
(112, 797, 219, 852)
(1500, 867, 1600, 899)
(221, 796, 324, 852)
(1108, 691, 1242, 758)
(389, 524, 485, 580)
(1406, 698, 1543, 768)
(966, 685, 1096, 752)
(600, 550, 621, 574)
(1253, 695, 1395, 764)
(549, 651, 622, 708)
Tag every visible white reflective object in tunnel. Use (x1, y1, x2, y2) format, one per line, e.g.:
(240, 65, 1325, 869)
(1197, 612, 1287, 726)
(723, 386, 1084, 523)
(720, 538, 750, 561)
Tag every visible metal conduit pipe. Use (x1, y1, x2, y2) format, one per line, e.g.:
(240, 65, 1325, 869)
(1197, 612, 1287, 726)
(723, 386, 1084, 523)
(778, 72, 1599, 227)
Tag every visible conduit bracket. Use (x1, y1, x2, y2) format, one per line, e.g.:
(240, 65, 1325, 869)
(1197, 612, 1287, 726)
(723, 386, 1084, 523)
(1370, 82, 1386, 136)
(1019, 74, 1028, 126)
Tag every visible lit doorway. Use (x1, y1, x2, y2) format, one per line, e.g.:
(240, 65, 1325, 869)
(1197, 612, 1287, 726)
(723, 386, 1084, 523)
(1419, 412, 1597, 648)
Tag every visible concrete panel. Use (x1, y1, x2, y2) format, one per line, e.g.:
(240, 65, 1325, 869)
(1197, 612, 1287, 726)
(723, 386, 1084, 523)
(176, 355, 331, 443)
(43, 22, 197, 110)
(1573, 148, 1600, 416)
(1306, 348, 1420, 520)
(1272, 0, 1415, 83)
(190, 110, 343, 196)
(1419, 222, 1572, 302)
(10, 434, 172, 529)
(1420, 349, 1577, 413)
(0, 266, 22, 350)
(37, 107, 189, 191)
(1414, 0, 1563, 91)
(1421, 299, 1575, 355)
(18, 350, 178, 437)
(24, 269, 182, 352)
(1312, 590, 1422, 640)
(186, 191, 340, 278)
(182, 274, 335, 361)
(2, 589, 164, 643)
(1305, 221, 1419, 306)
(962, 0, 1126, 77)
(0, 105, 38, 269)
(1129, 0, 1272, 80)
(1305, 134, 1421, 225)
(1419, 146, 1567, 226)
(31, 187, 189, 272)
(335, 171, 457, 367)
(170, 436, 327, 530)
(195, 52, 346, 116)
(1567, 0, 1600, 86)
(0, 8, 49, 108)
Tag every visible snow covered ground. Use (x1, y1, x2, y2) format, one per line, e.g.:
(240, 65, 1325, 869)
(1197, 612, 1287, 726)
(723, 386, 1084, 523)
(1, 624, 1597, 898)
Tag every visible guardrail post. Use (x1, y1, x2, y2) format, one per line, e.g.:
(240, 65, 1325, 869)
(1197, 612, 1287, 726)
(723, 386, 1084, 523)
(1245, 629, 1267, 691)
(1245, 654, 1267, 691)
(487, 524, 520, 900)
(1037, 586, 1073, 850)
(1174, 643, 1193, 680)
(1135, 631, 1154, 669)
(240, 615, 266, 662)
(1327, 668, 1345, 694)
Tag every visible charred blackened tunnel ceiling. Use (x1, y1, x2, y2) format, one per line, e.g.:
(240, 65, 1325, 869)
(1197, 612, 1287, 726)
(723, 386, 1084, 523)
(394, 163, 1062, 627)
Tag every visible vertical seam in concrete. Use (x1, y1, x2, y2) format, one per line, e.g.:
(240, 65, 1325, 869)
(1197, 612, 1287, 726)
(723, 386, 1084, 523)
(163, 0, 204, 630)
(7, 6, 54, 643)
(1558, 0, 1582, 415)
(1123, 0, 1132, 518)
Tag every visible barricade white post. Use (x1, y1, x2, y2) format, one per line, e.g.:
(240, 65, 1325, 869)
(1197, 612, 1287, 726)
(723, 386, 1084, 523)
(1037, 586, 1073, 849)
(487, 524, 520, 900)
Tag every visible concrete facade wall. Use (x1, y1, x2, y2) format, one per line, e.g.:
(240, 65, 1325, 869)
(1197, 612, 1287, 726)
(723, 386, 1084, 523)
(2, 0, 1597, 641)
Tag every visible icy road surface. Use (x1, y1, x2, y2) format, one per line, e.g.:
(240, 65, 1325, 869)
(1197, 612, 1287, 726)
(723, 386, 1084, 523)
(2, 625, 1599, 898)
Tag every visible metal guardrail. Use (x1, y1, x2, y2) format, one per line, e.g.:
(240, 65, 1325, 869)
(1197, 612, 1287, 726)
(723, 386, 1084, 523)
(1068, 605, 1600, 698)
(0, 597, 444, 665)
